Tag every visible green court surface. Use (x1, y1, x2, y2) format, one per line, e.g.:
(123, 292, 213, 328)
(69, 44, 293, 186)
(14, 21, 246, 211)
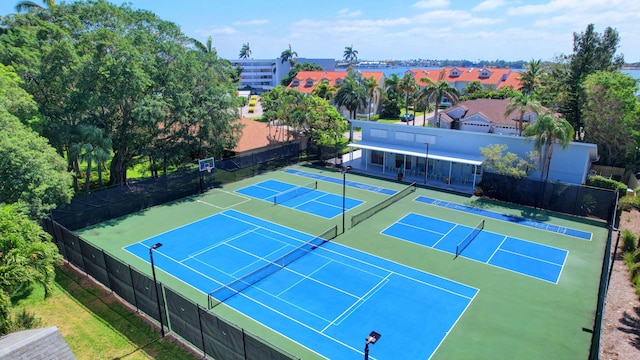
(77, 164, 608, 359)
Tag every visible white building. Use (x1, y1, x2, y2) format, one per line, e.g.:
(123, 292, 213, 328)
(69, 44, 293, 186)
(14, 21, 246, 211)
(228, 58, 335, 94)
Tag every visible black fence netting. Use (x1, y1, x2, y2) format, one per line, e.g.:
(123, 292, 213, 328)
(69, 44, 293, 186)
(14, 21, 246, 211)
(481, 172, 616, 221)
(200, 309, 245, 360)
(132, 268, 167, 327)
(44, 219, 300, 360)
(51, 143, 300, 232)
(217, 142, 300, 172)
(165, 288, 203, 351)
(80, 241, 110, 288)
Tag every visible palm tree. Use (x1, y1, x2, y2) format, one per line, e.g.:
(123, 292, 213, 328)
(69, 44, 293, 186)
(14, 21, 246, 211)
(519, 59, 545, 95)
(311, 79, 336, 101)
(343, 45, 358, 64)
(334, 76, 367, 120)
(192, 36, 216, 55)
(69, 125, 111, 194)
(363, 76, 379, 121)
(239, 42, 251, 59)
(397, 74, 418, 125)
(15, 0, 55, 13)
(524, 112, 574, 181)
(280, 44, 298, 66)
(505, 92, 542, 136)
(419, 80, 459, 127)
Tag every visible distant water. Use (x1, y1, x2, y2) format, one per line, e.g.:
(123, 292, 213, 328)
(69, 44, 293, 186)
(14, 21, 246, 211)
(352, 66, 640, 80)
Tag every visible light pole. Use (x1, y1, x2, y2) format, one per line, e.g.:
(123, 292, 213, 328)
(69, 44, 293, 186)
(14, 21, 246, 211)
(424, 143, 429, 185)
(364, 331, 381, 360)
(149, 242, 165, 337)
(342, 166, 351, 234)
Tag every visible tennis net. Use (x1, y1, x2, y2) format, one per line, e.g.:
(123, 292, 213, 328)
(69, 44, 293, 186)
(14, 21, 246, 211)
(273, 181, 317, 205)
(455, 219, 485, 257)
(208, 225, 338, 309)
(351, 182, 417, 228)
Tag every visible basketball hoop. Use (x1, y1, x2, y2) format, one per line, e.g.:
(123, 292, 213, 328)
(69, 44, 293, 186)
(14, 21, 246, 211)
(205, 165, 212, 173)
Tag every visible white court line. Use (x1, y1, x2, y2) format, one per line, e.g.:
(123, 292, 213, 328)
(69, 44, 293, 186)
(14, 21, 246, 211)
(184, 228, 257, 260)
(486, 236, 508, 264)
(496, 248, 566, 267)
(321, 273, 391, 332)
(432, 223, 462, 248)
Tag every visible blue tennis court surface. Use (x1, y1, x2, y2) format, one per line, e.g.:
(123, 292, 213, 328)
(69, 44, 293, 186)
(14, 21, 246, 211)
(415, 196, 592, 240)
(284, 168, 396, 195)
(124, 210, 478, 359)
(382, 213, 568, 283)
(236, 179, 363, 218)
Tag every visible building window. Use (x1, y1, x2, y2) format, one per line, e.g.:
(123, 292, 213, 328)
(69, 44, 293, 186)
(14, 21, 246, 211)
(305, 79, 314, 87)
(370, 129, 388, 139)
(371, 150, 384, 165)
(291, 79, 300, 86)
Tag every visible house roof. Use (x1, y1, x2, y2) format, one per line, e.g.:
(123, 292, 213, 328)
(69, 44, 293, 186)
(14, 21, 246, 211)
(289, 70, 384, 93)
(408, 67, 521, 89)
(233, 118, 293, 153)
(497, 71, 523, 90)
(440, 98, 544, 126)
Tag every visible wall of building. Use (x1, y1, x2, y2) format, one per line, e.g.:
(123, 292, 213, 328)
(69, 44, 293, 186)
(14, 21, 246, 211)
(350, 120, 597, 185)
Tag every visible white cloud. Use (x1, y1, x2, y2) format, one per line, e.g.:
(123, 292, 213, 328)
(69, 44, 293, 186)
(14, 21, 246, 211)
(472, 0, 506, 11)
(195, 26, 236, 37)
(413, 0, 450, 9)
(507, 0, 619, 16)
(337, 8, 362, 18)
(232, 19, 269, 26)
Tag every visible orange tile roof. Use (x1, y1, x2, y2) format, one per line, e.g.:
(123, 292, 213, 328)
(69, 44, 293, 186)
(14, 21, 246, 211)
(289, 70, 384, 93)
(408, 67, 521, 89)
(497, 71, 522, 90)
(233, 118, 293, 153)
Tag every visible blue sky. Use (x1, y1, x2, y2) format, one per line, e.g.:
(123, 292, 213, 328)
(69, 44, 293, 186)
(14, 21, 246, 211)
(2, 0, 639, 62)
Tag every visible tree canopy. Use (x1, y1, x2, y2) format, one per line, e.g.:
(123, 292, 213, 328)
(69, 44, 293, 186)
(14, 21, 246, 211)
(0, 0, 243, 186)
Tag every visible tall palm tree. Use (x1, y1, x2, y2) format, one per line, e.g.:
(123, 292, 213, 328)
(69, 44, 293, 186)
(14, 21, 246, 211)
(280, 44, 298, 66)
(69, 125, 111, 195)
(334, 76, 367, 120)
(343, 45, 358, 64)
(524, 112, 574, 181)
(397, 74, 418, 125)
(15, 0, 55, 13)
(419, 80, 459, 127)
(239, 42, 251, 59)
(363, 76, 379, 121)
(505, 92, 541, 136)
(519, 59, 545, 95)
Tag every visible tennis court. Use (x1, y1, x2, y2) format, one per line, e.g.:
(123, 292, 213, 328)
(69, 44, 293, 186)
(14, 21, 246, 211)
(235, 179, 364, 218)
(124, 209, 477, 359)
(382, 213, 568, 283)
(415, 196, 592, 240)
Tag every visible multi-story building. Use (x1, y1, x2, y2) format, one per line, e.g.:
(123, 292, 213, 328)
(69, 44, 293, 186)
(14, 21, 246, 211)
(228, 58, 335, 94)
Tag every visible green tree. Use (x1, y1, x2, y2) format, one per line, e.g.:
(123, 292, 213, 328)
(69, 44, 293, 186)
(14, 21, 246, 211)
(239, 42, 251, 59)
(583, 71, 640, 167)
(524, 113, 575, 181)
(381, 73, 402, 118)
(69, 125, 112, 194)
(343, 44, 358, 64)
(280, 44, 297, 66)
(505, 92, 541, 136)
(1, 1, 242, 184)
(561, 24, 624, 141)
(397, 73, 418, 124)
(420, 80, 459, 127)
(0, 64, 72, 218)
(334, 75, 367, 120)
(280, 62, 323, 86)
(461, 80, 483, 97)
(0, 204, 63, 335)
(519, 59, 545, 95)
(363, 76, 379, 121)
(480, 144, 537, 179)
(15, 0, 55, 13)
(311, 79, 336, 101)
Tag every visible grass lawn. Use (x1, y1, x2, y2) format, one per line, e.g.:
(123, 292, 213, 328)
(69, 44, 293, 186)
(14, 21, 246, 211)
(13, 264, 199, 360)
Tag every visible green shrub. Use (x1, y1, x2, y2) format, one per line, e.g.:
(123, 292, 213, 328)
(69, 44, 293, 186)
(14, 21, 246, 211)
(622, 229, 637, 253)
(587, 175, 627, 197)
(618, 195, 640, 212)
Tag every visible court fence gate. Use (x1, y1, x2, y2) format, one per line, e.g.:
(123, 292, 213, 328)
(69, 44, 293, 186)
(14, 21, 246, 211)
(42, 217, 300, 360)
